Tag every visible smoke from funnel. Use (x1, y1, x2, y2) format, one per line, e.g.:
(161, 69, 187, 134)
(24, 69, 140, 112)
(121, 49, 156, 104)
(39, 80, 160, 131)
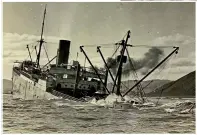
(106, 47, 164, 76)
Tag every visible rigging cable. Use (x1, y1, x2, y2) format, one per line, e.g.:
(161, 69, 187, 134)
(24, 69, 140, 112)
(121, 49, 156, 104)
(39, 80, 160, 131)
(125, 47, 146, 102)
(155, 53, 177, 106)
(142, 50, 176, 91)
(111, 45, 120, 58)
(130, 45, 175, 48)
(43, 43, 50, 63)
(83, 43, 117, 47)
(115, 41, 118, 58)
(97, 45, 129, 93)
(108, 33, 129, 95)
(109, 44, 128, 91)
(139, 57, 172, 102)
(82, 39, 123, 48)
(121, 31, 128, 41)
(103, 34, 129, 94)
(142, 57, 171, 90)
(125, 48, 177, 101)
(83, 56, 86, 68)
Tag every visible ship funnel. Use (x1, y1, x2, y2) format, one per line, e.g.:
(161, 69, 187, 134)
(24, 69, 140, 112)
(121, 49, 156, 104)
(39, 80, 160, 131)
(56, 40, 70, 65)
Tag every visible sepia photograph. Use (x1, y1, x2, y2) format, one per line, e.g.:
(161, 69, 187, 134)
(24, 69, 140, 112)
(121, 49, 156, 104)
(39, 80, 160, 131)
(2, 1, 195, 133)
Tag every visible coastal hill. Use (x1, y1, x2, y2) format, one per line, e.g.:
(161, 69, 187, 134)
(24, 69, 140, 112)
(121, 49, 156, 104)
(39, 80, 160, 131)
(148, 71, 195, 97)
(107, 79, 171, 94)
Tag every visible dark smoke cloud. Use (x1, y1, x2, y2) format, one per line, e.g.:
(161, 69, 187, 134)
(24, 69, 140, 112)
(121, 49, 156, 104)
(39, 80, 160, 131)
(106, 57, 118, 74)
(106, 47, 164, 76)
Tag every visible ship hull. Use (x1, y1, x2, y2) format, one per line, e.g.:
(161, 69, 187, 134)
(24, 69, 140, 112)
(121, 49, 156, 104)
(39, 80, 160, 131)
(12, 69, 58, 100)
(11, 68, 106, 102)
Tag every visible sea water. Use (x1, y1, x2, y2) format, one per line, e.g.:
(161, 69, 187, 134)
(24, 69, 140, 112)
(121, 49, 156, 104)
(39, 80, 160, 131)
(3, 94, 195, 133)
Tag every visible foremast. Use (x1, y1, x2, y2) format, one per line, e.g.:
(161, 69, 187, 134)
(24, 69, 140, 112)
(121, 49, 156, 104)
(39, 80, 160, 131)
(36, 5, 47, 68)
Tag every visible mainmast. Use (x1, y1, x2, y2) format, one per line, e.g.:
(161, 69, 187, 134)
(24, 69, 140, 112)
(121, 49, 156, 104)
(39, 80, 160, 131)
(111, 30, 130, 96)
(36, 5, 47, 68)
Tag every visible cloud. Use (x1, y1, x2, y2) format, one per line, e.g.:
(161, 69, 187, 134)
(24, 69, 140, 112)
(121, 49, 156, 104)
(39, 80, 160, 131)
(153, 33, 195, 47)
(143, 33, 195, 79)
(154, 33, 195, 59)
(3, 32, 65, 64)
(3, 32, 65, 79)
(170, 58, 195, 67)
(3, 52, 12, 58)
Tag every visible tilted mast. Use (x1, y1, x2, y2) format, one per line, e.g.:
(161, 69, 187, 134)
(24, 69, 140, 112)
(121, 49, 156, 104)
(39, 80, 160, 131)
(36, 5, 47, 68)
(111, 30, 130, 96)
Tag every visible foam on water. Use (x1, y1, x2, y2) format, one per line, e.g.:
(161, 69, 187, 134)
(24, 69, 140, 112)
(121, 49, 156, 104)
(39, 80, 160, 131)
(89, 93, 124, 107)
(140, 102, 157, 107)
(89, 94, 195, 115)
(161, 101, 183, 108)
(89, 93, 146, 108)
(89, 93, 160, 109)
(161, 100, 195, 114)
(165, 108, 176, 113)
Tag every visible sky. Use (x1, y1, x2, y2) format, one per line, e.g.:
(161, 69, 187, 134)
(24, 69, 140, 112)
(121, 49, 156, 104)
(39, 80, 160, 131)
(3, 2, 195, 81)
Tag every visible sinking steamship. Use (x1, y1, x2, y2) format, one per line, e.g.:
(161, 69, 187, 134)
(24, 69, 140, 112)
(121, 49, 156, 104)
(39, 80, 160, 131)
(11, 6, 179, 103)
(11, 6, 108, 102)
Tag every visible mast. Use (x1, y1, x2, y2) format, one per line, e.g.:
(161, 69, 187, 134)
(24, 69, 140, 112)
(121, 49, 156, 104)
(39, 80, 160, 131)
(80, 46, 110, 94)
(26, 44, 32, 62)
(97, 46, 116, 83)
(35, 46, 38, 56)
(36, 5, 47, 68)
(111, 30, 130, 95)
